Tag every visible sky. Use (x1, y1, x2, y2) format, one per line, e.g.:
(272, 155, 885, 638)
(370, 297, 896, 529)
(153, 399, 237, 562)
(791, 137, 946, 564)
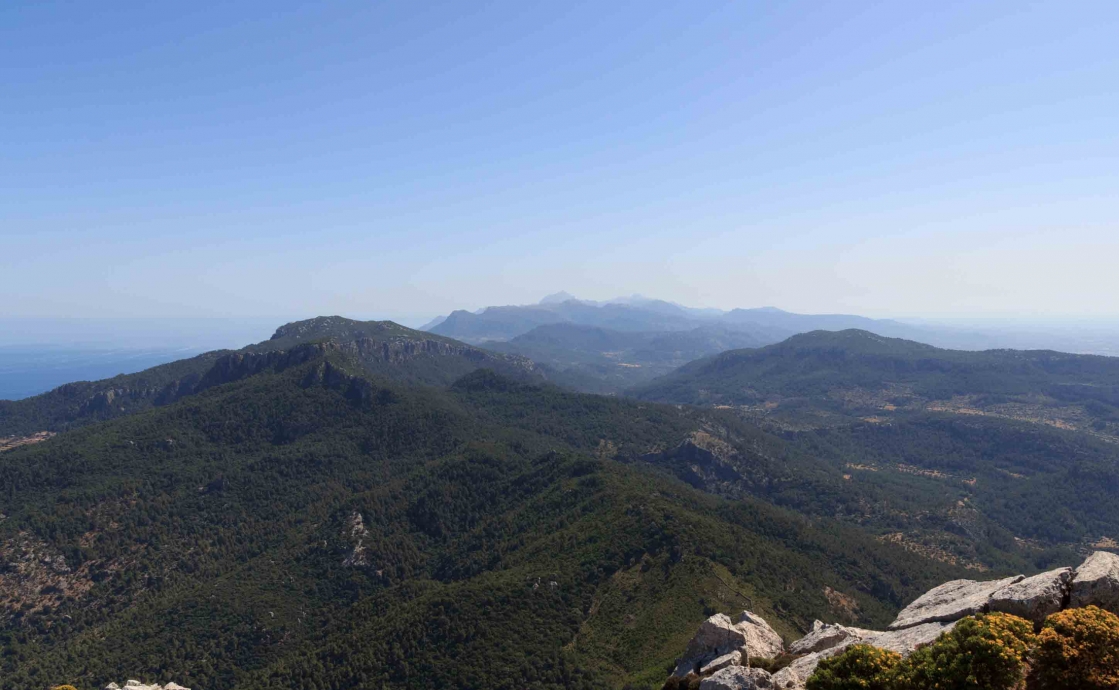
(4, 1, 1119, 324)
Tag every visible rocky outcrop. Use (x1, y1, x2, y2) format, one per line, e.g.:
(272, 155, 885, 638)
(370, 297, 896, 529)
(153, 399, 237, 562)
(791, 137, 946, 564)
(988, 567, 1073, 622)
(700, 650, 742, 674)
(674, 552, 1119, 690)
(868, 620, 958, 654)
(673, 611, 785, 677)
(787, 620, 875, 655)
(888, 575, 1024, 629)
(104, 682, 190, 690)
(1070, 550, 1119, 612)
(699, 666, 774, 690)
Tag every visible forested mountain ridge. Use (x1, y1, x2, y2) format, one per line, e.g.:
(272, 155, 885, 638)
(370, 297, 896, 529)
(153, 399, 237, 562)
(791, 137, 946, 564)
(629, 329, 1119, 571)
(0, 317, 546, 437)
(632, 329, 1119, 432)
(0, 343, 962, 690)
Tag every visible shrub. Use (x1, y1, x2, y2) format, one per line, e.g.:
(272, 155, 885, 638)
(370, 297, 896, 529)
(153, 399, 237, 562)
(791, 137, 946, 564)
(661, 673, 702, 690)
(753, 652, 804, 673)
(806, 644, 902, 690)
(1031, 605, 1119, 689)
(50, 686, 79, 690)
(894, 613, 1036, 690)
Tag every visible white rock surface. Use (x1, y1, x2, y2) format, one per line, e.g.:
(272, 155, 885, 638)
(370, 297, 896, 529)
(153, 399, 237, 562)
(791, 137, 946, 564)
(988, 567, 1072, 622)
(699, 666, 774, 690)
(770, 620, 955, 689)
(700, 650, 742, 674)
(787, 620, 875, 655)
(735, 610, 786, 659)
(888, 575, 1024, 629)
(673, 611, 785, 677)
(106, 683, 189, 690)
(867, 620, 956, 654)
(1071, 551, 1119, 612)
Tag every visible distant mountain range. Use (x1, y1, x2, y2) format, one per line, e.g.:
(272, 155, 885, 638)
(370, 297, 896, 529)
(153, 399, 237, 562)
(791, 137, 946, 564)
(426, 294, 930, 345)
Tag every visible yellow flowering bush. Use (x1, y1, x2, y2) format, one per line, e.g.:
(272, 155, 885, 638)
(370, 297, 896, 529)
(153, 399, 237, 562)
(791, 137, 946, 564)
(1031, 605, 1119, 689)
(895, 613, 1035, 690)
(806, 644, 903, 690)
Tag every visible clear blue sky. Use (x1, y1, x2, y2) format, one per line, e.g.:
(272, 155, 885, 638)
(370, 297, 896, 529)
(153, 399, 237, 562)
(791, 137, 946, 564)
(4, 1, 1118, 322)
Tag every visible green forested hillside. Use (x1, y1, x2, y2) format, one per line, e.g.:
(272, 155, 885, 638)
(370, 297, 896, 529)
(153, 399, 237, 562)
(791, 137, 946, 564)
(629, 329, 1119, 569)
(0, 346, 960, 690)
(632, 329, 1119, 407)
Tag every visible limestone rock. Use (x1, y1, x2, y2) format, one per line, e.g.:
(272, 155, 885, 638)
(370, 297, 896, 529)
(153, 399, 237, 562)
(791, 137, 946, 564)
(164, 684, 192, 690)
(735, 610, 786, 659)
(770, 621, 956, 689)
(788, 620, 875, 655)
(673, 611, 784, 677)
(699, 666, 774, 690)
(1071, 551, 1119, 612)
(867, 620, 956, 655)
(700, 650, 742, 674)
(888, 575, 1024, 629)
(988, 567, 1072, 622)
(104, 684, 121, 690)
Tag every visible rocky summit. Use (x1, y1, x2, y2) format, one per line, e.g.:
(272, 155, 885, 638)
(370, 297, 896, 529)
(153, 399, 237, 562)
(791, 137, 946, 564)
(667, 551, 1119, 690)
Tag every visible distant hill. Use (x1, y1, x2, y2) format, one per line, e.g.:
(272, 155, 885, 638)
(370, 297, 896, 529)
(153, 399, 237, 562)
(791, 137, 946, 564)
(0, 316, 547, 437)
(485, 323, 770, 392)
(631, 329, 1119, 408)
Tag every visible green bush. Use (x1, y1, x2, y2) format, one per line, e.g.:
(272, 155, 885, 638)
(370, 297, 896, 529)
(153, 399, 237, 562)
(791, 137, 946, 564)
(806, 644, 902, 690)
(1031, 605, 1119, 689)
(661, 673, 702, 690)
(895, 613, 1035, 690)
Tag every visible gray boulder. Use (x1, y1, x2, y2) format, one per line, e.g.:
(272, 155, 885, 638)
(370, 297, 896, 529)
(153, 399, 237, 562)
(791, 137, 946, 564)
(988, 567, 1073, 622)
(1071, 551, 1119, 612)
(700, 650, 742, 674)
(735, 611, 786, 660)
(673, 611, 784, 677)
(700, 666, 774, 690)
(867, 620, 956, 655)
(771, 621, 955, 690)
(788, 620, 875, 655)
(889, 575, 1024, 629)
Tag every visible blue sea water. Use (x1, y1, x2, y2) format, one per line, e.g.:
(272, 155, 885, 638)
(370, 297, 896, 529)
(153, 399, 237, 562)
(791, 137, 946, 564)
(0, 346, 205, 401)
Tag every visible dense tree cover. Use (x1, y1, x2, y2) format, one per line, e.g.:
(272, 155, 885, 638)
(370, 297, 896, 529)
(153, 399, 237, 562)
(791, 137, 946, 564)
(809, 609, 1119, 690)
(0, 350, 961, 690)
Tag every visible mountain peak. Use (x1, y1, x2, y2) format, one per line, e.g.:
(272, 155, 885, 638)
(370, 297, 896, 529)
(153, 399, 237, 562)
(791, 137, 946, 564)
(540, 291, 578, 305)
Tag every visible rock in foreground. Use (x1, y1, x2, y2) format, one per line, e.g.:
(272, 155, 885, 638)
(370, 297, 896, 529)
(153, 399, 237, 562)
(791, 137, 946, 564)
(1071, 550, 1119, 612)
(673, 611, 785, 677)
(888, 575, 1024, 629)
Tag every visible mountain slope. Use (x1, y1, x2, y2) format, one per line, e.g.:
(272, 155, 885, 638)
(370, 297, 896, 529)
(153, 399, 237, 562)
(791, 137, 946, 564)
(632, 329, 1119, 407)
(0, 346, 960, 690)
(0, 316, 545, 437)
(630, 329, 1119, 567)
